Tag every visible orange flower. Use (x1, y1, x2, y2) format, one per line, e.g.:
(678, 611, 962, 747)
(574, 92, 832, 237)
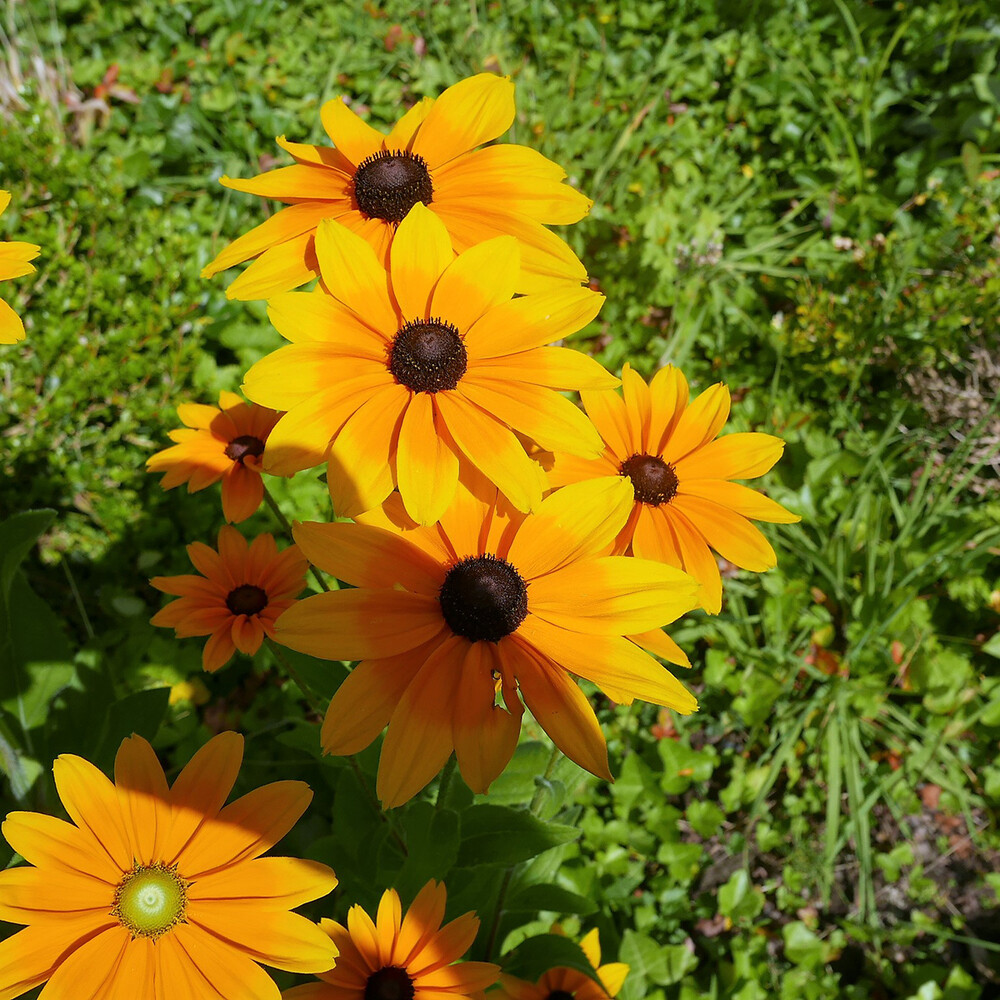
(0, 732, 337, 1000)
(283, 880, 498, 1000)
(547, 364, 800, 613)
(151, 525, 308, 671)
(494, 929, 628, 1000)
(276, 475, 699, 807)
(0, 190, 39, 345)
(147, 390, 281, 522)
(203, 74, 591, 300)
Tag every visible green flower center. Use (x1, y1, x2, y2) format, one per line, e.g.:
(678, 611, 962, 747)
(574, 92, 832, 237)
(113, 862, 189, 939)
(620, 453, 679, 506)
(364, 966, 415, 1000)
(353, 149, 434, 223)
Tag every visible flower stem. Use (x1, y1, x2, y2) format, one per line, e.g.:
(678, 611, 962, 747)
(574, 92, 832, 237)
(261, 483, 329, 592)
(436, 754, 457, 810)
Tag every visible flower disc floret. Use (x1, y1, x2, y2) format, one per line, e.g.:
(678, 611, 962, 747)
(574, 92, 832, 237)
(354, 149, 434, 223)
(225, 434, 265, 463)
(364, 966, 416, 1000)
(226, 583, 268, 617)
(112, 862, 188, 939)
(620, 453, 679, 506)
(388, 318, 467, 392)
(439, 555, 528, 643)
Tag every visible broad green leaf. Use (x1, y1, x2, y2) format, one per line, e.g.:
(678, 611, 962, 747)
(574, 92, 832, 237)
(0, 510, 55, 608)
(456, 804, 579, 868)
(92, 688, 170, 771)
(501, 934, 602, 986)
(506, 882, 598, 916)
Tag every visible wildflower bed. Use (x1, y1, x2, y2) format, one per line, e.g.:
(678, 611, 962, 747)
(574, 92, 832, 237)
(1, 1, 999, 998)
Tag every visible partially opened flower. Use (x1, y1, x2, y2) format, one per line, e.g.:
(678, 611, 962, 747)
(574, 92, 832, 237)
(284, 880, 498, 1000)
(151, 525, 308, 671)
(494, 929, 629, 1000)
(243, 204, 613, 523)
(0, 732, 337, 1000)
(0, 190, 40, 344)
(546, 364, 800, 613)
(203, 73, 591, 300)
(147, 390, 281, 523)
(276, 474, 700, 807)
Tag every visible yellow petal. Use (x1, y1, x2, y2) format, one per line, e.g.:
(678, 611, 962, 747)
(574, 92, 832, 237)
(327, 385, 407, 517)
(188, 856, 336, 907)
(320, 97, 385, 166)
(221, 163, 351, 201)
(662, 382, 731, 462)
(434, 392, 543, 514)
(581, 386, 634, 462)
(518, 616, 698, 713)
(621, 363, 652, 452)
(472, 346, 617, 391)
(464, 286, 604, 360)
(429, 235, 519, 332)
(629, 628, 690, 668)
(673, 432, 786, 481)
(663, 507, 724, 615)
(267, 289, 390, 350)
(385, 97, 435, 150)
(390, 202, 455, 319)
(226, 230, 319, 300)
(314, 217, 398, 333)
(396, 392, 460, 525)
(671, 494, 777, 572)
(648, 365, 689, 454)
(680, 479, 799, 523)
(505, 477, 633, 580)
(412, 74, 515, 168)
(275, 589, 443, 661)
(528, 556, 698, 634)
(509, 639, 611, 781)
(114, 734, 170, 864)
(0, 296, 25, 344)
(377, 636, 465, 807)
(292, 520, 442, 592)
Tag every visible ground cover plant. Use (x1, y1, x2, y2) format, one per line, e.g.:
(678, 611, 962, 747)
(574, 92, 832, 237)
(1, 0, 999, 997)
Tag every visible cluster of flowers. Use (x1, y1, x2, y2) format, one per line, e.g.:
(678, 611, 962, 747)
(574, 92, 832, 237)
(0, 73, 797, 999)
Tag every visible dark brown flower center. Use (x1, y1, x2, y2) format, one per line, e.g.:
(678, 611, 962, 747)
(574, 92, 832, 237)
(224, 434, 265, 464)
(353, 149, 434, 223)
(225, 584, 268, 617)
(620, 453, 679, 506)
(388, 318, 467, 393)
(364, 966, 415, 1000)
(439, 555, 528, 643)
(546, 993, 575, 1000)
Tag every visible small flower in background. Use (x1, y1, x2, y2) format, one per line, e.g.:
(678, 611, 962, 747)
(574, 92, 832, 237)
(202, 73, 592, 299)
(277, 473, 699, 807)
(494, 929, 629, 1000)
(0, 190, 40, 345)
(147, 390, 281, 523)
(151, 525, 308, 671)
(546, 363, 800, 614)
(284, 879, 499, 1000)
(244, 204, 612, 522)
(0, 732, 337, 1000)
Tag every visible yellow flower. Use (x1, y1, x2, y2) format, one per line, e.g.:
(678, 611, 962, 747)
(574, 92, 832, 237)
(276, 474, 699, 807)
(494, 928, 629, 1000)
(243, 204, 613, 523)
(146, 390, 282, 523)
(0, 732, 337, 1000)
(546, 363, 800, 613)
(284, 880, 499, 1000)
(0, 191, 40, 345)
(151, 525, 308, 671)
(203, 74, 591, 300)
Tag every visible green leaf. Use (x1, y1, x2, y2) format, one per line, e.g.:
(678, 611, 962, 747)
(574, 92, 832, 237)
(456, 804, 579, 868)
(620, 929, 697, 986)
(0, 510, 55, 608)
(91, 688, 170, 771)
(507, 883, 598, 916)
(718, 869, 765, 921)
(782, 922, 826, 968)
(501, 934, 602, 985)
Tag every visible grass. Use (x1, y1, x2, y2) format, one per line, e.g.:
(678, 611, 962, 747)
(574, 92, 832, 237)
(1, 0, 999, 997)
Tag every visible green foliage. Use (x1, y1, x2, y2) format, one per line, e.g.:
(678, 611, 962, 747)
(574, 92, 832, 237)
(1, 1, 998, 998)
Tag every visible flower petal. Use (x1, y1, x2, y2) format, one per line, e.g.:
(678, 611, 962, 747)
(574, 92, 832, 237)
(389, 202, 454, 320)
(226, 231, 319, 301)
(171, 923, 282, 1000)
(662, 382, 730, 462)
(188, 856, 337, 908)
(505, 477, 634, 580)
(35, 926, 131, 1000)
(320, 98, 385, 166)
(276, 589, 443, 661)
(671, 495, 777, 572)
(114, 735, 170, 865)
(1, 812, 121, 884)
(518, 616, 698, 713)
(429, 236, 519, 333)
(672, 432, 787, 481)
(679, 479, 799, 523)
(395, 392, 461, 526)
(412, 74, 515, 168)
